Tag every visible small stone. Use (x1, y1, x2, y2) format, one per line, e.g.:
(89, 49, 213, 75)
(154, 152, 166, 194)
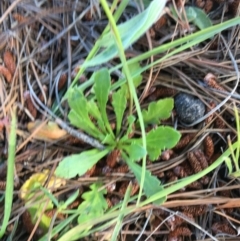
(174, 93, 205, 124)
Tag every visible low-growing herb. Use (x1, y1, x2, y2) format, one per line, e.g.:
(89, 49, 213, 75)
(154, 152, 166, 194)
(55, 67, 181, 206)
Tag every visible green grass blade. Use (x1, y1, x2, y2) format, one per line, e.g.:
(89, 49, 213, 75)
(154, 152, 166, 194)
(234, 103, 240, 171)
(111, 17, 240, 74)
(0, 107, 17, 238)
(110, 183, 132, 241)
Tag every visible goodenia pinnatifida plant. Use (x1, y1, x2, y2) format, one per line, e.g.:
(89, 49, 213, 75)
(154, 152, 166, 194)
(55, 67, 181, 205)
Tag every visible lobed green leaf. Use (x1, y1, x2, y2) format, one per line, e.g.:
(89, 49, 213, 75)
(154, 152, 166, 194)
(134, 126, 181, 161)
(78, 183, 108, 223)
(142, 98, 174, 125)
(68, 88, 105, 140)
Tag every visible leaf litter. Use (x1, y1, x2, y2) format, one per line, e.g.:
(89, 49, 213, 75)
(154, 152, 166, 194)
(0, 0, 240, 240)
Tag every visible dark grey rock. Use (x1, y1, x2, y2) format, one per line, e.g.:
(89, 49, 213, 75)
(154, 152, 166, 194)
(174, 93, 205, 124)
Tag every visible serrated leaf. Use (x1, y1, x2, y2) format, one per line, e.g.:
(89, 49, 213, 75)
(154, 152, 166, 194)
(68, 88, 105, 140)
(142, 98, 174, 125)
(125, 159, 166, 204)
(134, 126, 181, 161)
(94, 68, 114, 136)
(112, 88, 127, 136)
(55, 149, 110, 179)
(78, 183, 108, 223)
(122, 143, 146, 161)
